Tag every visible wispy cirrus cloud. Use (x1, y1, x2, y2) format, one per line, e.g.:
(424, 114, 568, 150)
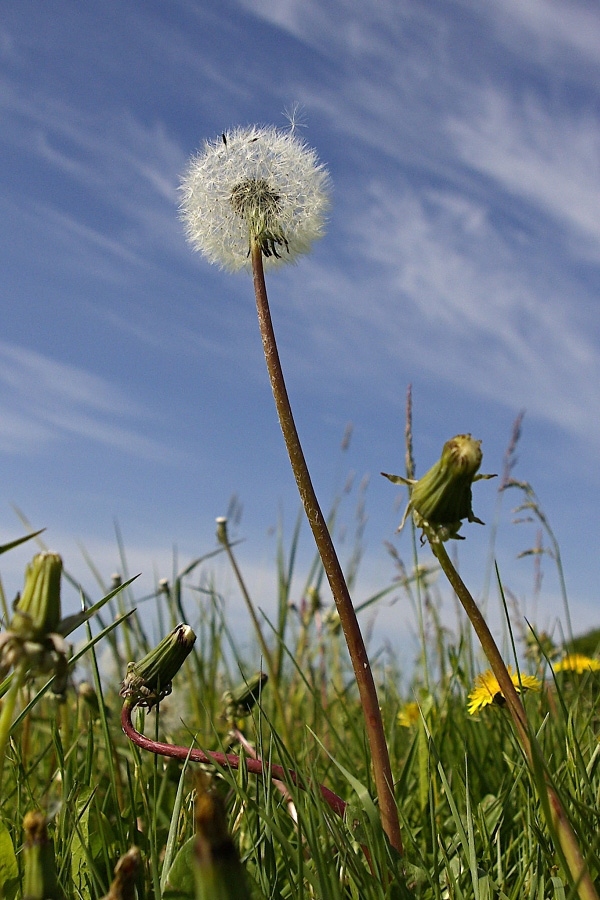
(356, 185, 600, 435)
(231, 0, 600, 450)
(484, 0, 600, 69)
(272, 175, 600, 449)
(0, 342, 181, 461)
(447, 88, 600, 261)
(0, 75, 188, 270)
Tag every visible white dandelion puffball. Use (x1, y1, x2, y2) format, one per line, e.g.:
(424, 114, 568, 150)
(180, 125, 330, 271)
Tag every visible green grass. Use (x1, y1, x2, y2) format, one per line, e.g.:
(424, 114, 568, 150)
(0, 489, 598, 900)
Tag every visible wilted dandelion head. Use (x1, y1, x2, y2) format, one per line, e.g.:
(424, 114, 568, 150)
(180, 125, 330, 271)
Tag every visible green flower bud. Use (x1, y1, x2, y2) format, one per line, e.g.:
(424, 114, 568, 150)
(221, 672, 268, 722)
(0, 553, 70, 693)
(12, 553, 62, 639)
(411, 434, 483, 525)
(101, 847, 141, 900)
(78, 681, 110, 720)
(22, 811, 62, 900)
(194, 786, 251, 900)
(383, 434, 496, 541)
(119, 623, 196, 708)
(215, 516, 229, 546)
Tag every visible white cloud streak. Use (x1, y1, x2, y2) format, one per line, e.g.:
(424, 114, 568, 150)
(447, 88, 600, 260)
(0, 342, 179, 460)
(232, 0, 600, 447)
(484, 0, 600, 69)
(0, 75, 188, 271)
(3, 0, 600, 465)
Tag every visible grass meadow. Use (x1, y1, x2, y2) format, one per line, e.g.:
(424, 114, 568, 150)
(0, 449, 598, 900)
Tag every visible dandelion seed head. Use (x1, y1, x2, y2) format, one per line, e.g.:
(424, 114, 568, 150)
(180, 124, 330, 271)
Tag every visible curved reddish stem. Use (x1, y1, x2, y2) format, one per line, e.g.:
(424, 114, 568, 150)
(121, 702, 347, 819)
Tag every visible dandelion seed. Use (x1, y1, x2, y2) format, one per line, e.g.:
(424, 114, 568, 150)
(180, 125, 330, 271)
(467, 666, 541, 715)
(554, 653, 600, 674)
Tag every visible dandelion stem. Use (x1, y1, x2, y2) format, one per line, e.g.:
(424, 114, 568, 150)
(250, 243, 402, 855)
(429, 538, 530, 745)
(121, 700, 347, 818)
(429, 535, 599, 900)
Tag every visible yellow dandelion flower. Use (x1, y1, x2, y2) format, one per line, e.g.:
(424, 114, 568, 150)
(468, 666, 541, 715)
(554, 653, 600, 674)
(397, 702, 420, 728)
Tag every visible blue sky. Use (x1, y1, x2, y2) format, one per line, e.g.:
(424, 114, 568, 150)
(1, 0, 599, 656)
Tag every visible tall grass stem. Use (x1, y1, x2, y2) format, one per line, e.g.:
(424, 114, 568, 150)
(217, 527, 293, 748)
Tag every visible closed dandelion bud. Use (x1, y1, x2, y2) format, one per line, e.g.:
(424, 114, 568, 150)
(215, 516, 229, 546)
(12, 553, 62, 639)
(194, 787, 251, 900)
(383, 434, 495, 541)
(411, 434, 482, 528)
(222, 672, 268, 722)
(101, 847, 141, 900)
(22, 811, 62, 900)
(78, 681, 109, 719)
(307, 586, 322, 614)
(78, 680, 99, 712)
(0, 552, 70, 693)
(119, 623, 196, 709)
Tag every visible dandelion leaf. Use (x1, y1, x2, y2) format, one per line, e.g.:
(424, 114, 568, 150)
(71, 790, 94, 900)
(0, 820, 18, 899)
(162, 836, 195, 900)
